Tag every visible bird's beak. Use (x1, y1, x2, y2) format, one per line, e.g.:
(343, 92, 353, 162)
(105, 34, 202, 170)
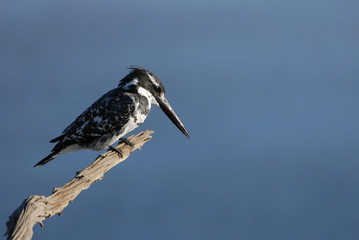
(155, 95, 190, 139)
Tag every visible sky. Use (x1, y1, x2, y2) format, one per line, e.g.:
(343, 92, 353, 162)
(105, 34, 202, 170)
(1, 0, 359, 239)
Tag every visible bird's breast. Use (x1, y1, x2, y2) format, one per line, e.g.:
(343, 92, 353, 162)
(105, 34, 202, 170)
(131, 93, 151, 126)
(87, 92, 152, 151)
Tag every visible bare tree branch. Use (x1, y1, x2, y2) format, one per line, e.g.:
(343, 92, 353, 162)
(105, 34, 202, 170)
(5, 130, 154, 240)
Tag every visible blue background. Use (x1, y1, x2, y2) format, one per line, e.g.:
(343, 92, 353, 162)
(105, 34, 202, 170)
(1, 0, 359, 239)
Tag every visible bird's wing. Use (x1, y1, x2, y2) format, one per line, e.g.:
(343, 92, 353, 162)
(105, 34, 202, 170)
(56, 89, 135, 143)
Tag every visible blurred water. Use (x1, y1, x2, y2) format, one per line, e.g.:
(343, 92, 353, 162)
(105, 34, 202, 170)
(1, 0, 358, 239)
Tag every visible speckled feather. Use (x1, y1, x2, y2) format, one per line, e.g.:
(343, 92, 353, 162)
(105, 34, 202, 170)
(51, 88, 150, 153)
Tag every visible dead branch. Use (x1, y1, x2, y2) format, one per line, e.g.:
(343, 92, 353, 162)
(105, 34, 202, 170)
(5, 130, 154, 240)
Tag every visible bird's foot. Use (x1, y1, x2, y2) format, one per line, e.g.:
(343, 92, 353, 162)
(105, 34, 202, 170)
(118, 137, 135, 148)
(108, 145, 123, 158)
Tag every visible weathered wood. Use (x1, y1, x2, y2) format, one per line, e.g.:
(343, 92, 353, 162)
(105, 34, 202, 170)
(5, 130, 154, 240)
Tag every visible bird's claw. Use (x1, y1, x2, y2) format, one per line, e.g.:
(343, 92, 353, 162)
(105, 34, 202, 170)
(108, 145, 123, 158)
(118, 137, 134, 148)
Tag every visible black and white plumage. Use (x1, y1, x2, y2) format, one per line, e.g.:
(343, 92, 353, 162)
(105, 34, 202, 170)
(34, 66, 190, 167)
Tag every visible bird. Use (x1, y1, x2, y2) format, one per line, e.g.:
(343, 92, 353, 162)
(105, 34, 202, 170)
(34, 66, 190, 167)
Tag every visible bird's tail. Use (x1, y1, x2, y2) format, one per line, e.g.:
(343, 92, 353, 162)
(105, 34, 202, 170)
(34, 151, 59, 167)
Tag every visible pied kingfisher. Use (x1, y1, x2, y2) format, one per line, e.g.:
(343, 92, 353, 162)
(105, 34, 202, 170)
(34, 66, 190, 167)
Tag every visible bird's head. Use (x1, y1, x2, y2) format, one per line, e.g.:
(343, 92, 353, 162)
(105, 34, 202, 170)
(118, 66, 190, 139)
